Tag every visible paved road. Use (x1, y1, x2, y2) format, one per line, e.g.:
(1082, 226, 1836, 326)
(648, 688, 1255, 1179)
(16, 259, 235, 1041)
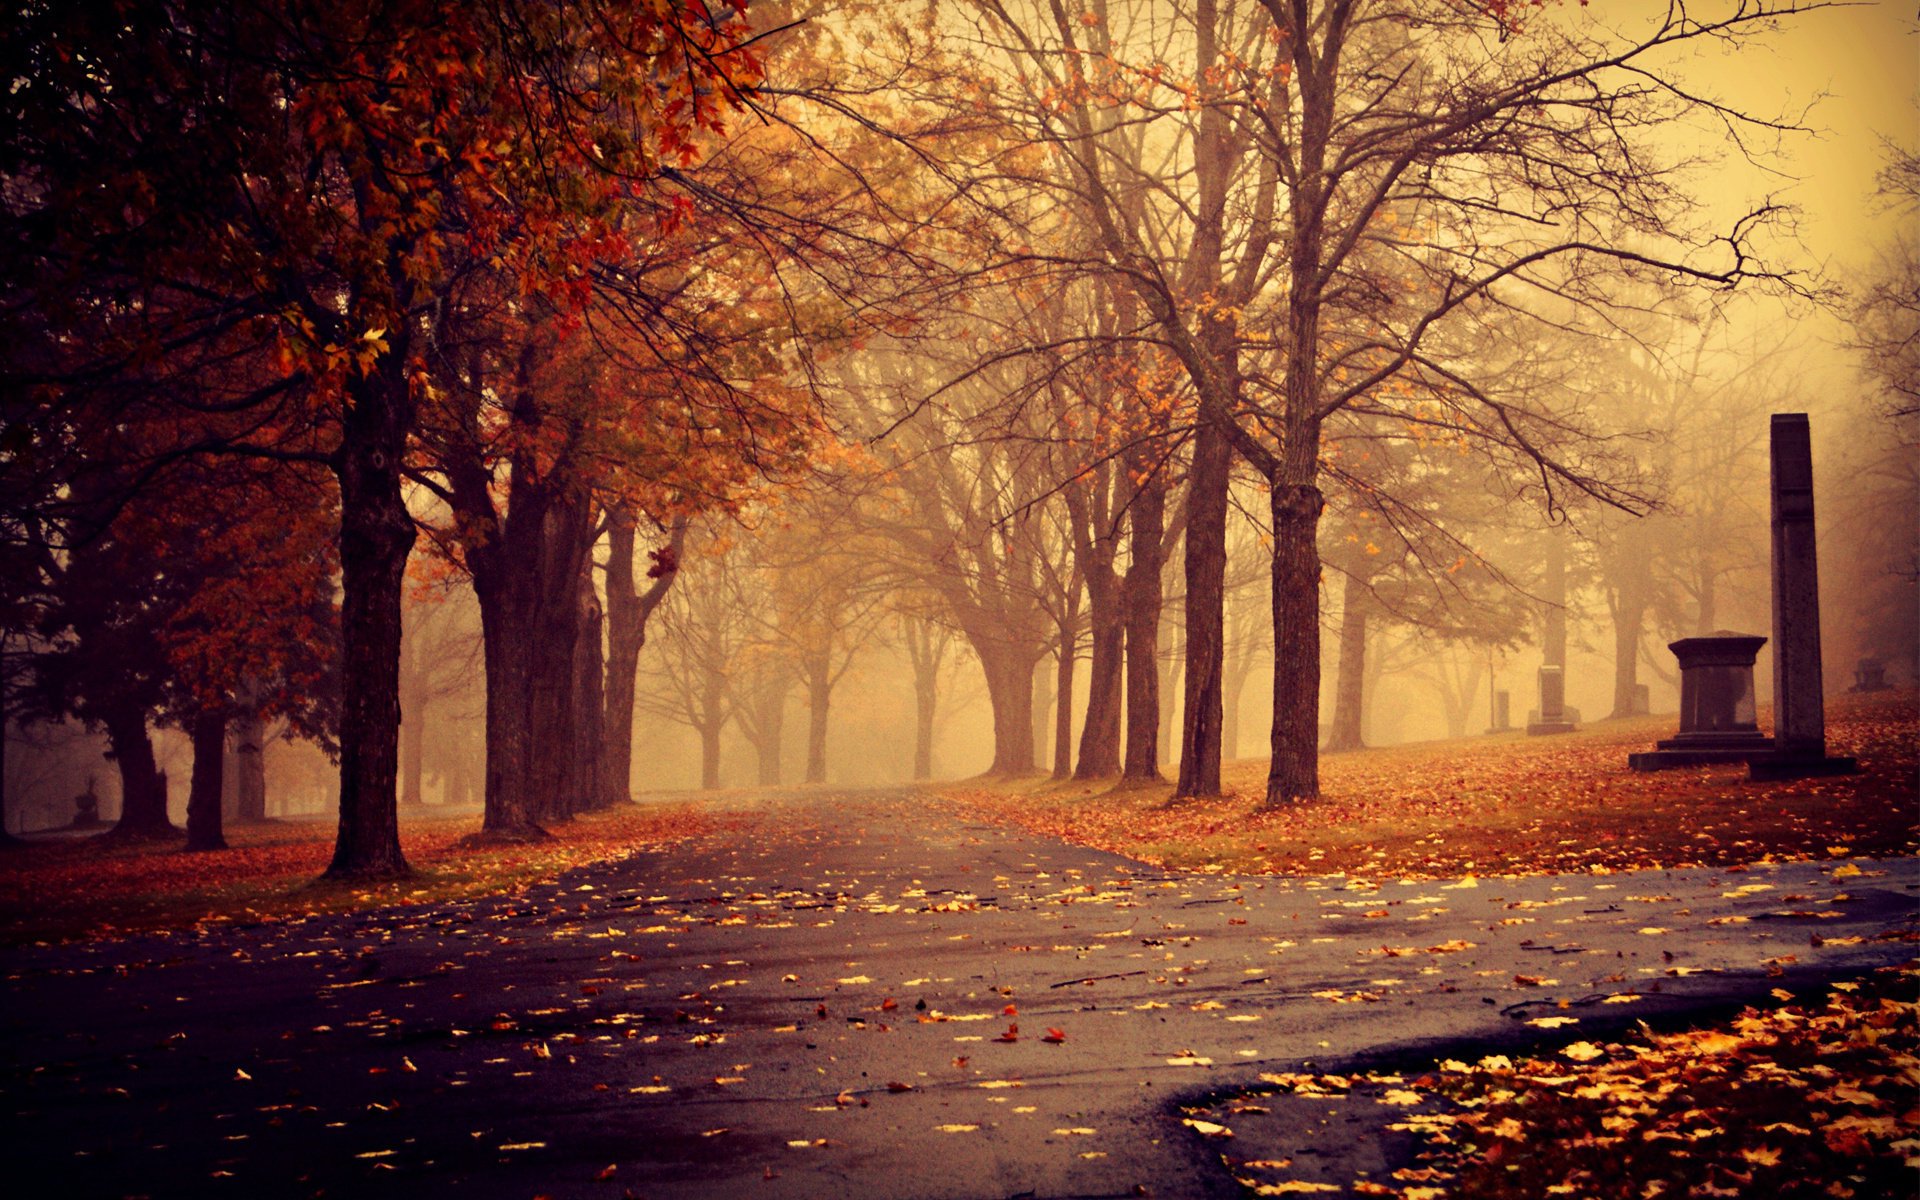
(3, 788, 1915, 1199)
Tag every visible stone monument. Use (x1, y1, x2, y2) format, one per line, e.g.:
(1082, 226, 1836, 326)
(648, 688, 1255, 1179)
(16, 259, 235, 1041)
(1750, 414, 1856, 780)
(1627, 632, 1769, 770)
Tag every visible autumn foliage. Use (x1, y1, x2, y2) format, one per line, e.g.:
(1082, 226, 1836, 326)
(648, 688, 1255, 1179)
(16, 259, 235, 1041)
(942, 691, 1920, 880)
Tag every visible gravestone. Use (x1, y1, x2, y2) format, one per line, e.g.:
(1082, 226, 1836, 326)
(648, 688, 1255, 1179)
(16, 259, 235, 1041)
(1487, 689, 1511, 733)
(1849, 657, 1890, 693)
(1526, 665, 1577, 735)
(1750, 414, 1857, 780)
(1628, 632, 1769, 770)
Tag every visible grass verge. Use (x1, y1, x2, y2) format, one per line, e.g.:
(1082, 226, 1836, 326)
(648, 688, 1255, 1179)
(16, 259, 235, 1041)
(938, 690, 1919, 879)
(0, 801, 734, 946)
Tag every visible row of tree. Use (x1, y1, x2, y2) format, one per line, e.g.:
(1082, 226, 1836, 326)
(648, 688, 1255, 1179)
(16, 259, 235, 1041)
(4, 0, 1908, 876)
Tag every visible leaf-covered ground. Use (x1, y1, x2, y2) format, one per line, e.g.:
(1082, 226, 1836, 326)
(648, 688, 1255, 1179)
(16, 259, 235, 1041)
(1207, 962, 1920, 1199)
(941, 691, 1919, 880)
(0, 801, 734, 946)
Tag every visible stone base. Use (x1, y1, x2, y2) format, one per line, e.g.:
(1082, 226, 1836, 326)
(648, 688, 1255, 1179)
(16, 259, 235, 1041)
(1526, 720, 1578, 736)
(1749, 754, 1859, 782)
(1628, 747, 1764, 771)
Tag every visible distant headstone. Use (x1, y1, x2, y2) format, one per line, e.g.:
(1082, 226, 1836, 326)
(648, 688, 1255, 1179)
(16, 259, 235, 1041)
(1849, 656, 1890, 693)
(70, 784, 101, 828)
(1751, 414, 1856, 780)
(1488, 689, 1511, 733)
(1630, 683, 1651, 716)
(1628, 632, 1769, 770)
(1527, 666, 1577, 735)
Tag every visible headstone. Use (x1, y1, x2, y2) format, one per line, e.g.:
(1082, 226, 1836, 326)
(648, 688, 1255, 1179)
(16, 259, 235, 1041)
(1751, 414, 1856, 780)
(1630, 683, 1651, 716)
(1628, 632, 1769, 770)
(1527, 665, 1577, 735)
(1488, 689, 1511, 733)
(1849, 656, 1890, 693)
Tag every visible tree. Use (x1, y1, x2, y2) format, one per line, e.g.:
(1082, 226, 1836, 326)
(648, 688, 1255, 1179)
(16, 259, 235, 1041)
(1, 0, 768, 875)
(954, 0, 1813, 805)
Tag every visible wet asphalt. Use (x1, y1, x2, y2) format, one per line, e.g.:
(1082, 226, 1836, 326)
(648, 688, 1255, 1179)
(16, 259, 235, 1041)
(2, 787, 1914, 1200)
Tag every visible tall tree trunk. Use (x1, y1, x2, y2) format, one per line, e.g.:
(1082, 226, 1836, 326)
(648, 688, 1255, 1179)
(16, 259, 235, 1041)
(327, 369, 415, 877)
(1177, 421, 1230, 796)
(1029, 657, 1052, 775)
(1266, 480, 1326, 804)
(1157, 608, 1183, 766)
(185, 709, 228, 852)
(399, 636, 425, 809)
(753, 687, 786, 786)
(1074, 562, 1123, 780)
(471, 564, 545, 840)
(1223, 659, 1247, 761)
(600, 510, 687, 806)
(981, 645, 1037, 775)
(103, 701, 174, 837)
(574, 574, 605, 809)
(804, 648, 831, 784)
(914, 673, 938, 781)
(1122, 468, 1166, 781)
(699, 721, 723, 790)
(528, 495, 594, 825)
(1051, 631, 1075, 780)
(231, 711, 267, 823)
(1325, 570, 1370, 751)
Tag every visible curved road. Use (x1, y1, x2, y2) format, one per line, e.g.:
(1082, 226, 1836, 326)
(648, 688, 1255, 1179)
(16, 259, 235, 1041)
(3, 787, 1914, 1199)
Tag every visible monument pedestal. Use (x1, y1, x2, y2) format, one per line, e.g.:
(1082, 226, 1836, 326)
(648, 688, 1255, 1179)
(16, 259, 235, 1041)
(1629, 632, 1770, 771)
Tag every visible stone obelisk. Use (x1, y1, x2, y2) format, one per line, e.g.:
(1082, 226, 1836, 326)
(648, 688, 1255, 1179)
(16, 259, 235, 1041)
(1751, 413, 1856, 780)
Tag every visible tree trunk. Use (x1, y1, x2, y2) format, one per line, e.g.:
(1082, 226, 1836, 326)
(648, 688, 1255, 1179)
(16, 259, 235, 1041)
(1051, 631, 1075, 780)
(804, 650, 831, 784)
(981, 646, 1037, 775)
(472, 564, 546, 840)
(1122, 467, 1166, 781)
(753, 689, 786, 786)
(599, 509, 686, 806)
(185, 709, 228, 852)
(399, 636, 425, 809)
(1177, 420, 1230, 796)
(1325, 570, 1370, 751)
(1223, 660, 1247, 761)
(574, 574, 605, 808)
(528, 494, 595, 825)
(601, 513, 640, 806)
(103, 701, 175, 837)
(1157, 609, 1182, 765)
(1074, 565, 1124, 780)
(1611, 596, 1648, 719)
(231, 711, 267, 822)
(914, 674, 937, 781)
(326, 369, 415, 878)
(1029, 657, 1052, 775)
(699, 721, 723, 790)
(1266, 480, 1325, 804)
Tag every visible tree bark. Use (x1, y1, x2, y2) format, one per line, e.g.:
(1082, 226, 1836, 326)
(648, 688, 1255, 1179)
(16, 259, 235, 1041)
(1029, 656, 1052, 775)
(1051, 630, 1076, 780)
(981, 645, 1037, 775)
(399, 635, 425, 809)
(1325, 570, 1370, 751)
(231, 711, 268, 822)
(103, 703, 174, 837)
(1266, 481, 1325, 804)
(326, 368, 415, 878)
(804, 647, 831, 784)
(527, 493, 595, 825)
(1177, 416, 1232, 796)
(600, 510, 686, 806)
(574, 573, 605, 809)
(914, 673, 938, 781)
(1122, 465, 1166, 781)
(185, 709, 228, 852)
(699, 721, 723, 790)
